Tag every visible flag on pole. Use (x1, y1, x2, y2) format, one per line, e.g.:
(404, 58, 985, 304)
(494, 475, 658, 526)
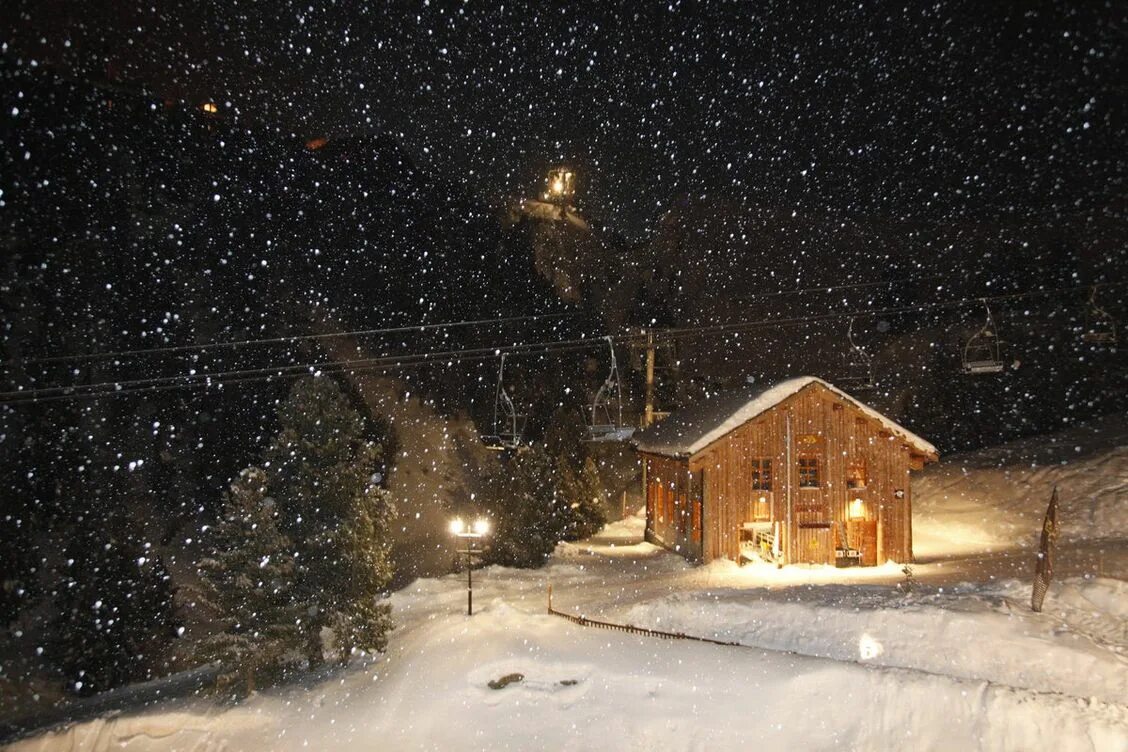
(1031, 486, 1059, 613)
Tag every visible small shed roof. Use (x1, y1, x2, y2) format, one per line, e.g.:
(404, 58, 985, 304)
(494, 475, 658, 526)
(632, 376, 938, 459)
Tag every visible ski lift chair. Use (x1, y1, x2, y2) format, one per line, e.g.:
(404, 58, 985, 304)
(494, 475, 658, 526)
(962, 300, 1005, 374)
(585, 336, 635, 443)
(1081, 286, 1118, 345)
(839, 318, 877, 390)
(480, 353, 527, 451)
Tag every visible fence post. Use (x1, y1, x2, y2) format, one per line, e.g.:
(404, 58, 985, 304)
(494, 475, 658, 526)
(1031, 486, 1059, 613)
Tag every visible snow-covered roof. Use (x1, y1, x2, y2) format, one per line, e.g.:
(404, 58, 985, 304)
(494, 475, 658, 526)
(632, 376, 938, 459)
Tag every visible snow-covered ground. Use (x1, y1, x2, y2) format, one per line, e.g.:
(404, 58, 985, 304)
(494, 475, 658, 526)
(8, 422, 1127, 751)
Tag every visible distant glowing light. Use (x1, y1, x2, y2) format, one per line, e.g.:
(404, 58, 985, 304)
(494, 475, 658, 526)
(859, 633, 883, 660)
(201, 102, 218, 114)
(545, 167, 574, 201)
(449, 517, 465, 535)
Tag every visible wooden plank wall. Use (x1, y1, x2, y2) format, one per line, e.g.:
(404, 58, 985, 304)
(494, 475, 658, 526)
(642, 454, 702, 559)
(684, 382, 916, 566)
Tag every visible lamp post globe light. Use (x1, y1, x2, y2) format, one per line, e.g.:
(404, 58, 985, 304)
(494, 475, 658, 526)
(450, 517, 489, 615)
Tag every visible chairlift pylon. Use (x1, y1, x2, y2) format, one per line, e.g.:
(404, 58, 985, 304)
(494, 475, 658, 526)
(480, 353, 527, 451)
(1081, 285, 1118, 346)
(839, 318, 876, 390)
(962, 299, 1005, 375)
(585, 336, 635, 443)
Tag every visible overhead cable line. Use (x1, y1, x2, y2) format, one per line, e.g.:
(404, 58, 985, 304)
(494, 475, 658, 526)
(0, 337, 612, 403)
(20, 274, 952, 365)
(728, 274, 946, 301)
(22, 311, 582, 365)
(656, 281, 1127, 343)
(2, 281, 1122, 406)
(0, 341, 616, 406)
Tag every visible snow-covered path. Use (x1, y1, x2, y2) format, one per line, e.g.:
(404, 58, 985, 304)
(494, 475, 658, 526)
(9, 426, 1128, 752)
(11, 521, 1126, 752)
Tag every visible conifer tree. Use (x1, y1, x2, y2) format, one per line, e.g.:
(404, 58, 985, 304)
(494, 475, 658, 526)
(543, 407, 609, 541)
(557, 455, 607, 541)
(197, 467, 302, 692)
(264, 377, 394, 667)
(480, 446, 570, 568)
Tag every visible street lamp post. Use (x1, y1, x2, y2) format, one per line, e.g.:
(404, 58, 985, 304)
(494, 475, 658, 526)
(449, 517, 489, 616)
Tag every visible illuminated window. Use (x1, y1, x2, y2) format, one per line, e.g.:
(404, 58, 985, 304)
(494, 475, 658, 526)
(798, 457, 820, 488)
(751, 458, 772, 491)
(201, 102, 218, 114)
(846, 460, 867, 490)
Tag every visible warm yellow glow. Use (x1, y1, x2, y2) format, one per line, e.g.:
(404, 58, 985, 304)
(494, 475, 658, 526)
(201, 102, 218, 114)
(473, 518, 490, 536)
(758, 496, 767, 504)
(859, 633, 883, 660)
(849, 498, 866, 519)
(545, 167, 574, 201)
(449, 518, 465, 535)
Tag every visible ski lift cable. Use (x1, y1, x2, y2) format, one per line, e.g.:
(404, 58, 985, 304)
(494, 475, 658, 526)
(0, 337, 614, 403)
(653, 281, 1127, 345)
(14, 273, 951, 366)
(3, 280, 1123, 406)
(0, 340, 609, 406)
(6, 280, 1122, 402)
(20, 311, 584, 365)
(3, 281, 1120, 403)
(727, 274, 947, 302)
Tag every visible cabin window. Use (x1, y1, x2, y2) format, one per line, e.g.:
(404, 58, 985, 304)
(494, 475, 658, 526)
(846, 460, 867, 490)
(751, 458, 773, 491)
(798, 457, 820, 488)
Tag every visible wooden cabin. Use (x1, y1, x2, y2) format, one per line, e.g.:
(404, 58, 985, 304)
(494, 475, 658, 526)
(633, 377, 938, 566)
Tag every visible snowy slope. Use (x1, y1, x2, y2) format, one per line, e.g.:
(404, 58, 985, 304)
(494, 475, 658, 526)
(913, 413, 1128, 556)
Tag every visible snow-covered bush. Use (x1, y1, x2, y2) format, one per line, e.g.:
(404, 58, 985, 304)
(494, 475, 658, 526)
(197, 467, 303, 693)
(263, 377, 395, 667)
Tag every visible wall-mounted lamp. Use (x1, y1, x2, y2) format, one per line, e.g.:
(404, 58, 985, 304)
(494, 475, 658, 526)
(848, 498, 866, 520)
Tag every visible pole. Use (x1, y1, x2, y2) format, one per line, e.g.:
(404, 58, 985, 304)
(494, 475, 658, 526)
(785, 410, 793, 566)
(643, 328, 656, 429)
(467, 539, 474, 616)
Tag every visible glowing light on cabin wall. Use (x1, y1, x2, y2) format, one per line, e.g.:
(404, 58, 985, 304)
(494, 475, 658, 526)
(849, 497, 866, 519)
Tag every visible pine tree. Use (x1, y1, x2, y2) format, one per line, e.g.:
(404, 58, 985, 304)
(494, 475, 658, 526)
(557, 455, 608, 541)
(264, 377, 394, 667)
(480, 446, 571, 568)
(197, 467, 302, 693)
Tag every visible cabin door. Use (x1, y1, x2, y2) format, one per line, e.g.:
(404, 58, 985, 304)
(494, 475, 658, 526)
(794, 434, 833, 564)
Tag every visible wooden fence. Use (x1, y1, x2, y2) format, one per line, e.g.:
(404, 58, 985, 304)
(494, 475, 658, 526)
(546, 585, 745, 648)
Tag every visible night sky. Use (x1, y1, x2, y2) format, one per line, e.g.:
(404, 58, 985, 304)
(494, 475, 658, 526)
(5, 1, 1126, 237)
